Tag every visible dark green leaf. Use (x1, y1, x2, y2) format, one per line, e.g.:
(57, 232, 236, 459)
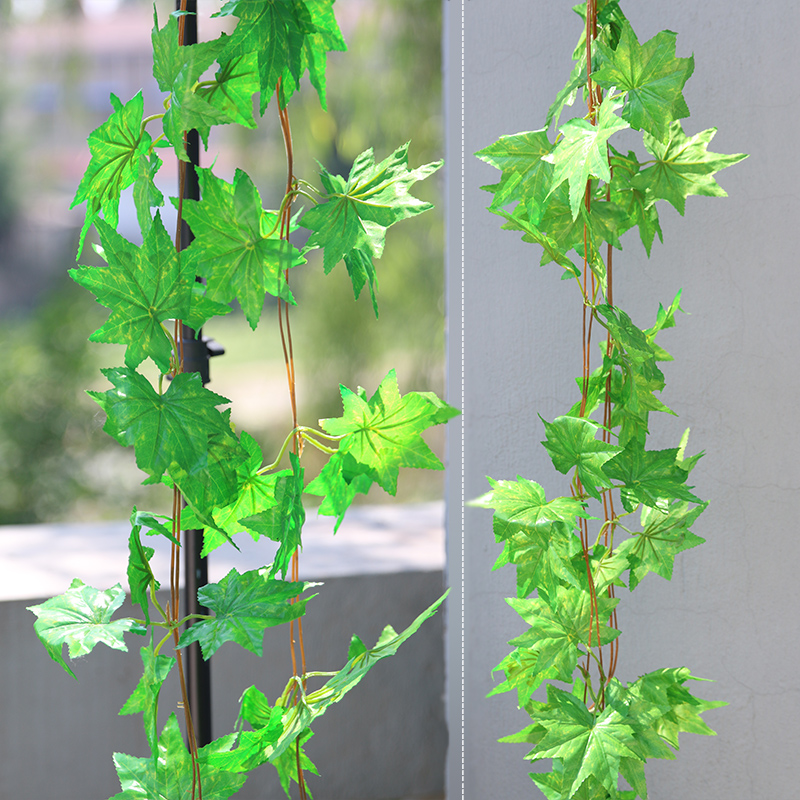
(127, 525, 158, 625)
(176, 568, 314, 658)
(540, 416, 622, 500)
(70, 213, 193, 373)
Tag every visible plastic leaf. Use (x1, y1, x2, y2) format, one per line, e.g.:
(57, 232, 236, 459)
(180, 167, 303, 329)
(176, 568, 314, 658)
(531, 685, 641, 797)
(540, 416, 623, 500)
(304, 451, 374, 532)
(27, 580, 145, 680)
(301, 143, 442, 314)
(593, 20, 694, 142)
(109, 714, 246, 800)
(616, 500, 707, 589)
(88, 367, 237, 483)
(70, 213, 193, 373)
(127, 525, 158, 625)
(119, 647, 176, 758)
(476, 129, 555, 220)
(70, 91, 152, 257)
(508, 587, 620, 685)
(471, 475, 589, 541)
(632, 121, 747, 215)
(216, 0, 346, 113)
(269, 590, 448, 761)
(603, 443, 703, 512)
(543, 93, 630, 219)
(239, 452, 306, 579)
(319, 369, 457, 495)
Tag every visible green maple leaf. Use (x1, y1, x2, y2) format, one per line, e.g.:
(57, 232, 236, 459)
(304, 451, 374, 532)
(269, 590, 448, 761)
(119, 647, 176, 758)
(70, 92, 152, 257)
(594, 20, 694, 142)
(240, 452, 306, 579)
(177, 567, 314, 659)
(216, 0, 345, 113)
(301, 143, 442, 315)
(541, 415, 623, 500)
(28, 580, 145, 680)
(471, 475, 589, 541)
(616, 500, 707, 589)
(633, 121, 747, 215)
(152, 10, 228, 159)
(494, 207, 579, 277)
(70, 214, 194, 374)
(497, 521, 582, 599)
(180, 167, 303, 329)
(608, 145, 663, 255)
(127, 524, 158, 625)
(595, 304, 658, 366)
(110, 714, 246, 800)
(532, 685, 641, 797)
(476, 129, 555, 220)
(196, 52, 260, 130)
(206, 686, 320, 799)
(133, 150, 164, 236)
(88, 367, 237, 482)
(508, 587, 620, 685)
(319, 369, 457, 494)
(178, 432, 284, 556)
(603, 443, 703, 512)
(544, 93, 630, 219)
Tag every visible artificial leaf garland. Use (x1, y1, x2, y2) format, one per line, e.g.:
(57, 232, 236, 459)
(475, 1, 744, 797)
(33, 3, 455, 799)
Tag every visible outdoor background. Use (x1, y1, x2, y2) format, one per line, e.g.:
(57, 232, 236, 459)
(0, 0, 446, 525)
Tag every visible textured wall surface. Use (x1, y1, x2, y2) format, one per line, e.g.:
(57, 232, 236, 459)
(445, 1, 799, 798)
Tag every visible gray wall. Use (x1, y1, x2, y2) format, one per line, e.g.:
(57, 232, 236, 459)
(445, 1, 799, 798)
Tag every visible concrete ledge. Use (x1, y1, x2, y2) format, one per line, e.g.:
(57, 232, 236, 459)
(0, 503, 446, 800)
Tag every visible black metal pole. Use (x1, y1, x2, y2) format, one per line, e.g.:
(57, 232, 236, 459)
(177, 0, 213, 750)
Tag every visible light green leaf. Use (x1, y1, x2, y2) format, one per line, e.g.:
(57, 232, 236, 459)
(301, 144, 442, 314)
(109, 714, 246, 799)
(594, 20, 694, 141)
(70, 92, 152, 257)
(543, 93, 630, 218)
(28, 580, 145, 680)
(633, 121, 747, 215)
(319, 369, 457, 495)
(119, 647, 176, 759)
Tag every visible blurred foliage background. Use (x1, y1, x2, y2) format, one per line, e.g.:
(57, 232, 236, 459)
(0, 0, 444, 524)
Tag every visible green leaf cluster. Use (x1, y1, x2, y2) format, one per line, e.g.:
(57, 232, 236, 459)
(475, 2, 739, 797)
(33, 2, 457, 799)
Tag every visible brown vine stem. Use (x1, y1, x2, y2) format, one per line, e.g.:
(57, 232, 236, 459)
(275, 78, 309, 800)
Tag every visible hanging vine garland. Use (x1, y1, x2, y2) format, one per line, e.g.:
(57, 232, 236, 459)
(473, 2, 745, 797)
